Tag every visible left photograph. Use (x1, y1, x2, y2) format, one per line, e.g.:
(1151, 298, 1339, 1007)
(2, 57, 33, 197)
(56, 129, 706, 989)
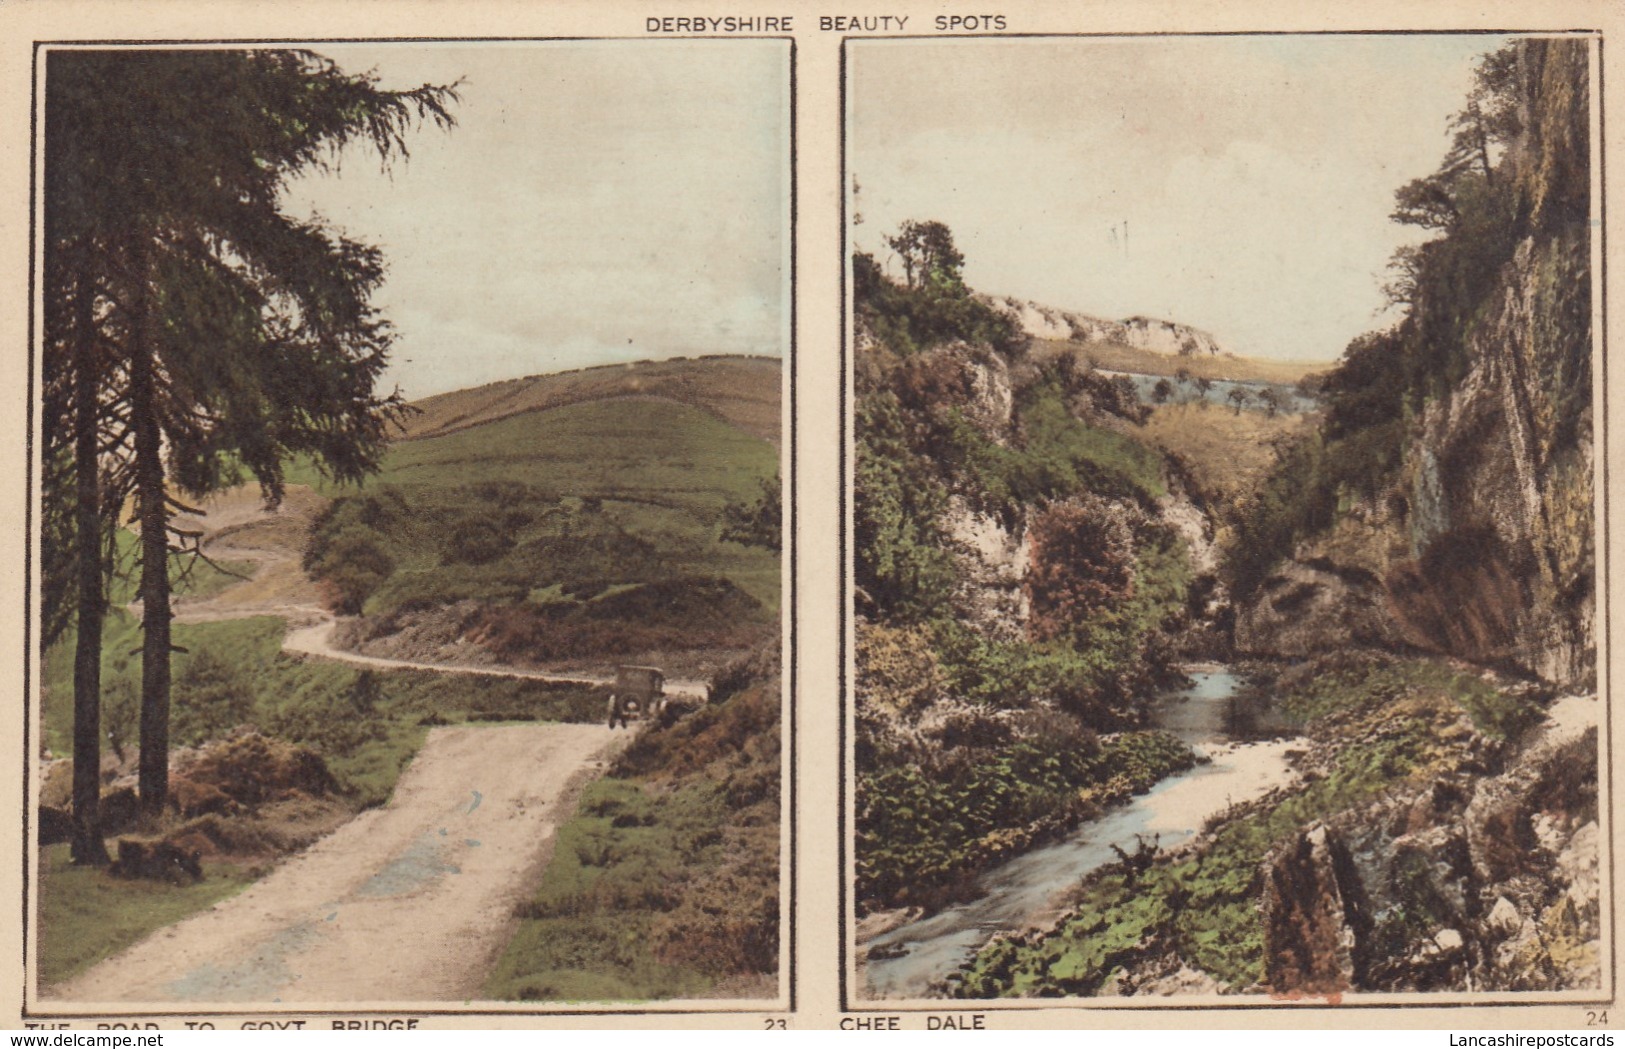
(29, 41, 790, 1010)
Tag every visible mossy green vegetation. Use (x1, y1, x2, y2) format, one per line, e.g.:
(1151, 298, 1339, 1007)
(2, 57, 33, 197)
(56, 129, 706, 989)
(36, 843, 257, 987)
(857, 730, 1197, 911)
(298, 398, 779, 605)
(853, 227, 1202, 915)
(485, 649, 780, 1002)
(953, 655, 1534, 997)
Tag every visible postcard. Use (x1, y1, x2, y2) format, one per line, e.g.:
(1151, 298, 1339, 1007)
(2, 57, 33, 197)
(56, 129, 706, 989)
(0, 0, 1619, 1034)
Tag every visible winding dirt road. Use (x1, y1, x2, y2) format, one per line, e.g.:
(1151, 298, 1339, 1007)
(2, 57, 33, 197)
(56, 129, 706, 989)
(51, 722, 625, 1004)
(49, 485, 668, 1003)
(281, 616, 710, 700)
(162, 484, 708, 699)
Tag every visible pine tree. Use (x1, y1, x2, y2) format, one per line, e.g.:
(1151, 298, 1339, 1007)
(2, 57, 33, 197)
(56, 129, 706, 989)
(43, 49, 458, 837)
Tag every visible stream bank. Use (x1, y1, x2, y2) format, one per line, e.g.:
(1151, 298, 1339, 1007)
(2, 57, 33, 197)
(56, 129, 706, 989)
(947, 655, 1600, 998)
(862, 667, 1303, 999)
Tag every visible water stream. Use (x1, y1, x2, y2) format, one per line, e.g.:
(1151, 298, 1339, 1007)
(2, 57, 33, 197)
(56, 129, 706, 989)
(862, 668, 1303, 999)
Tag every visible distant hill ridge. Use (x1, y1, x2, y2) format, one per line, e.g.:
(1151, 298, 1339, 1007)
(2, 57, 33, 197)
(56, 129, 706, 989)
(399, 354, 781, 445)
(978, 294, 1231, 358)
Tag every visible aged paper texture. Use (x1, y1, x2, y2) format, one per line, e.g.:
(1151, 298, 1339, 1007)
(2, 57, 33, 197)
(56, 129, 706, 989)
(0, 0, 1622, 1033)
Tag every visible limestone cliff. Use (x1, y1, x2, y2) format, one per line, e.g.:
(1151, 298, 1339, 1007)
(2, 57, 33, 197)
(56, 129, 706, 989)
(1236, 40, 1594, 690)
(980, 294, 1230, 358)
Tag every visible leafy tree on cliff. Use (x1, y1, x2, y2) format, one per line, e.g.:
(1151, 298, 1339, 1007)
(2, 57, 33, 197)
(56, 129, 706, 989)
(885, 219, 966, 291)
(1224, 39, 1588, 602)
(854, 225, 1024, 359)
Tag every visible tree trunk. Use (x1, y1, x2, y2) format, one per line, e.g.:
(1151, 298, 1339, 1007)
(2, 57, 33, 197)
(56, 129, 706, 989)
(69, 264, 109, 866)
(131, 244, 172, 816)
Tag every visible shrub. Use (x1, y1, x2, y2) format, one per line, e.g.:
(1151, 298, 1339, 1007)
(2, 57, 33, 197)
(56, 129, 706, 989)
(1026, 497, 1136, 644)
(171, 647, 255, 747)
(855, 621, 944, 717)
(311, 525, 394, 614)
(445, 517, 513, 566)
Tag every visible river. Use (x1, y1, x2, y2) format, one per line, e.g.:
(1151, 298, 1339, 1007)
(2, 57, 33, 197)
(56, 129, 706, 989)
(860, 668, 1304, 1000)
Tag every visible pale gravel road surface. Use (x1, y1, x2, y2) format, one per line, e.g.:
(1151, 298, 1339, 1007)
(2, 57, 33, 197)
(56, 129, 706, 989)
(282, 616, 711, 700)
(49, 723, 625, 1005)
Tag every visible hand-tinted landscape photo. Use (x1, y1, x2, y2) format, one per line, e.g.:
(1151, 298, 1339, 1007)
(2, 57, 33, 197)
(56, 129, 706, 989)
(33, 41, 787, 1007)
(849, 34, 1599, 1001)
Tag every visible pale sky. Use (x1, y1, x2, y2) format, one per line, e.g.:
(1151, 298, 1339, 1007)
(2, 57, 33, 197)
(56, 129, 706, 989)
(282, 42, 790, 400)
(849, 35, 1515, 363)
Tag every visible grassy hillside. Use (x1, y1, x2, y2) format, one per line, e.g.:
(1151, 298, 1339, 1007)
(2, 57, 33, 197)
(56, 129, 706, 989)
(294, 369, 782, 671)
(1137, 402, 1315, 508)
(399, 355, 781, 446)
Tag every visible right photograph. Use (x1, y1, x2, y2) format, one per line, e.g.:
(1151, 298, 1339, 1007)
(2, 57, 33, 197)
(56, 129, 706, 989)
(846, 33, 1602, 1004)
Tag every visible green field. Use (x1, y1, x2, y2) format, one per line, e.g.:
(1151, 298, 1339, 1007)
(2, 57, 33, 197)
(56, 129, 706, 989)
(1031, 338, 1328, 387)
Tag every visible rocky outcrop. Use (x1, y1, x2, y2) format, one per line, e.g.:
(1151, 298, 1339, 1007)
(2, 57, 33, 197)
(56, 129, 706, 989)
(1260, 697, 1600, 994)
(980, 294, 1230, 357)
(1389, 226, 1594, 688)
(942, 494, 1031, 643)
(1234, 558, 1404, 657)
(1262, 825, 1368, 994)
(888, 337, 1200, 648)
(1241, 245, 1594, 683)
(1237, 40, 1594, 691)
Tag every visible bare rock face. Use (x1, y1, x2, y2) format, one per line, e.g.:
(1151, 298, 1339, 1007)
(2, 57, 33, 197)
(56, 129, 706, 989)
(942, 494, 1032, 642)
(1262, 702, 1599, 994)
(979, 295, 1231, 358)
(1262, 825, 1367, 995)
(1385, 226, 1594, 692)
(1465, 725, 1597, 886)
(1238, 230, 1592, 689)
(1104, 957, 1226, 998)
(1233, 559, 1404, 657)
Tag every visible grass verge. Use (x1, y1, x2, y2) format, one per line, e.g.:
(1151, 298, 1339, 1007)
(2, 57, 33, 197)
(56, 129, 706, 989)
(484, 647, 781, 1002)
(36, 844, 257, 989)
(38, 615, 611, 984)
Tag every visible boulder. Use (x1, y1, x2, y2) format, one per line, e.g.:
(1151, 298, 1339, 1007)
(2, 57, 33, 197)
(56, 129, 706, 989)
(1262, 825, 1367, 994)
